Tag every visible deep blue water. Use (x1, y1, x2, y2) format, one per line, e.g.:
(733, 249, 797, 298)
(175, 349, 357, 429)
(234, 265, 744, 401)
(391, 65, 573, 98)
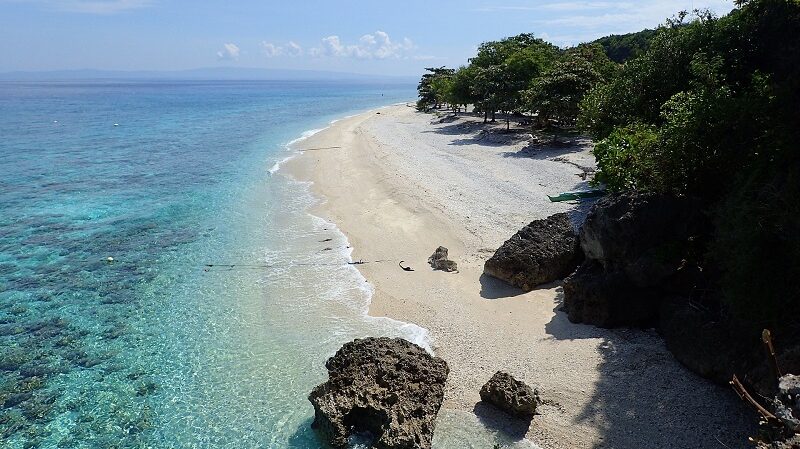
(0, 80, 424, 448)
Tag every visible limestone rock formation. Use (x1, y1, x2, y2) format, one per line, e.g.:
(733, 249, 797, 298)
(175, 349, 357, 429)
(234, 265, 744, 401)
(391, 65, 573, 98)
(308, 337, 449, 449)
(428, 246, 458, 272)
(579, 192, 701, 288)
(484, 213, 582, 291)
(564, 192, 703, 327)
(479, 371, 540, 418)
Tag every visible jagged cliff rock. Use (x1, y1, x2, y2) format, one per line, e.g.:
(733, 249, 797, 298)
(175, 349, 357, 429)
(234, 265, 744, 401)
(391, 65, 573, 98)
(484, 213, 582, 292)
(564, 192, 702, 327)
(308, 337, 448, 449)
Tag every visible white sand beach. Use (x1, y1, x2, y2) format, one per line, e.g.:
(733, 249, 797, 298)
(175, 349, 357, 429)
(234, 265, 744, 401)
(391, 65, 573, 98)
(284, 105, 751, 449)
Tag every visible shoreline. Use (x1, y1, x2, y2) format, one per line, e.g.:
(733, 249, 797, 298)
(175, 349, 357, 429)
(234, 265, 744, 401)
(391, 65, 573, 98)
(281, 104, 751, 448)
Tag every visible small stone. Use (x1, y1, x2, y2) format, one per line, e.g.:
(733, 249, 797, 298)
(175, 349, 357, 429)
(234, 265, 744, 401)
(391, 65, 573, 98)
(428, 246, 458, 272)
(479, 371, 540, 418)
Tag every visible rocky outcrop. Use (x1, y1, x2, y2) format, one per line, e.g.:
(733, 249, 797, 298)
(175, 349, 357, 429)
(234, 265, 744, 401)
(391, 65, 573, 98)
(563, 260, 656, 327)
(578, 193, 702, 288)
(479, 371, 540, 418)
(752, 374, 800, 448)
(564, 192, 703, 327)
(428, 246, 458, 272)
(777, 375, 800, 431)
(484, 213, 582, 291)
(308, 337, 449, 449)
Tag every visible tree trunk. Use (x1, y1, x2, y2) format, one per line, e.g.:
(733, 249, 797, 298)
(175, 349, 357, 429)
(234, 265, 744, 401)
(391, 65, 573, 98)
(483, 109, 488, 123)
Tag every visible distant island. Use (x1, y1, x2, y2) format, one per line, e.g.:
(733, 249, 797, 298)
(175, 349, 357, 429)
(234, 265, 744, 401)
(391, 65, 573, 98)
(0, 67, 417, 82)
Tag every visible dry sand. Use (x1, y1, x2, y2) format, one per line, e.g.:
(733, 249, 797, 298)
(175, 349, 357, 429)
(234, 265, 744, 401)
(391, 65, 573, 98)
(284, 105, 752, 448)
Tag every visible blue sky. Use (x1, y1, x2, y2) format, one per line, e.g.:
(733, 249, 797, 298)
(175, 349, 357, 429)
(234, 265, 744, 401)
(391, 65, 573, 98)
(1, 0, 735, 76)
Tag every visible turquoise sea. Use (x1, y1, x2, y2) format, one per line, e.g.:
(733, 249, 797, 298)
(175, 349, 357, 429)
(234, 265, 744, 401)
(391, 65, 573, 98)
(0, 80, 534, 448)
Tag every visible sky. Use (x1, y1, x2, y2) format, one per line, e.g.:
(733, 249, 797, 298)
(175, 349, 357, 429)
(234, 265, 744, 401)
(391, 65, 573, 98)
(0, 0, 737, 76)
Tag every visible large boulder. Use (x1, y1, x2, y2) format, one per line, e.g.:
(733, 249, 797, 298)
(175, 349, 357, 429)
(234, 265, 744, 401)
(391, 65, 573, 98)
(308, 337, 449, 449)
(484, 213, 582, 291)
(579, 193, 702, 288)
(479, 371, 540, 418)
(564, 192, 704, 328)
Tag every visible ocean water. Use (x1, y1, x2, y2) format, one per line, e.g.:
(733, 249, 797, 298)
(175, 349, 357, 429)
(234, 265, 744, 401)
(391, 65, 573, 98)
(0, 80, 534, 449)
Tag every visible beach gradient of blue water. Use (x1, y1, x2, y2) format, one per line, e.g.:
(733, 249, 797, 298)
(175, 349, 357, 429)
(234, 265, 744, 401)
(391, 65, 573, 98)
(0, 80, 537, 449)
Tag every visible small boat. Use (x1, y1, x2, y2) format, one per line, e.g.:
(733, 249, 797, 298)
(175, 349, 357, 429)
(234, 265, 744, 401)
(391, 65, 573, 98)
(547, 189, 605, 202)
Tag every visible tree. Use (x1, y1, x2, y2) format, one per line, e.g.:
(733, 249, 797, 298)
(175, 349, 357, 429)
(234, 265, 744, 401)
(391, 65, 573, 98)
(468, 34, 560, 123)
(523, 44, 616, 128)
(592, 29, 658, 63)
(416, 67, 455, 111)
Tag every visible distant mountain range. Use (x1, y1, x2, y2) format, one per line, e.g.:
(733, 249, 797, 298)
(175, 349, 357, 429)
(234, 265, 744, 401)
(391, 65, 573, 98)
(0, 67, 418, 82)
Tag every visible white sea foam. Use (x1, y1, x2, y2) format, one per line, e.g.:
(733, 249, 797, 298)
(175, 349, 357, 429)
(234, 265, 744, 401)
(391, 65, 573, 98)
(267, 128, 324, 174)
(303, 184, 434, 354)
(266, 110, 434, 353)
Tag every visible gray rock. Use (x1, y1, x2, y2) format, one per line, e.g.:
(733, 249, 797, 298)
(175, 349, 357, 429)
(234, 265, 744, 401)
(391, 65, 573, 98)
(479, 371, 539, 418)
(564, 192, 704, 328)
(780, 375, 800, 418)
(428, 246, 458, 272)
(579, 192, 701, 289)
(779, 375, 800, 398)
(484, 213, 582, 292)
(657, 297, 741, 383)
(308, 337, 449, 449)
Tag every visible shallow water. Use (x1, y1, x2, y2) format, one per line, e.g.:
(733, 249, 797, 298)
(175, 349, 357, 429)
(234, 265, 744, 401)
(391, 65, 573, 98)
(0, 80, 536, 448)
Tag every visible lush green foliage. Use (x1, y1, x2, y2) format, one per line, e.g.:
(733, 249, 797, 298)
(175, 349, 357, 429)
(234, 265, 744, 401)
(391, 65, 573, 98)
(523, 44, 618, 127)
(592, 29, 658, 63)
(581, 0, 800, 327)
(418, 0, 800, 330)
(416, 67, 455, 111)
(416, 34, 613, 126)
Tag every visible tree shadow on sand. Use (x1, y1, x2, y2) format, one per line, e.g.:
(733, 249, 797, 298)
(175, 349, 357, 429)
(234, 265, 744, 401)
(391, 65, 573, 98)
(500, 139, 589, 160)
(422, 116, 533, 147)
(544, 292, 756, 448)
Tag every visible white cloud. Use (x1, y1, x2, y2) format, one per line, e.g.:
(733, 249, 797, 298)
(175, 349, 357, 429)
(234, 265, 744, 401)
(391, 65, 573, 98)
(7, 0, 152, 14)
(216, 43, 240, 61)
(260, 40, 304, 57)
(261, 42, 283, 57)
(539, 2, 635, 11)
(476, 0, 734, 42)
(287, 41, 303, 57)
(310, 31, 414, 59)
